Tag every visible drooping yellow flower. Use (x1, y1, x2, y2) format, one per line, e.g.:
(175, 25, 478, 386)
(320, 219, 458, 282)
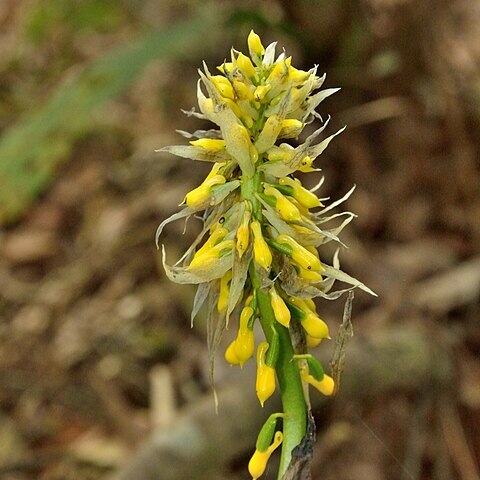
(251, 221, 272, 269)
(184, 162, 227, 207)
(289, 296, 330, 340)
(255, 342, 276, 406)
(233, 305, 255, 366)
(302, 372, 335, 396)
(217, 270, 232, 312)
(276, 234, 322, 271)
(279, 177, 321, 209)
(236, 206, 251, 258)
(307, 335, 322, 348)
(248, 431, 283, 480)
(264, 186, 301, 222)
(255, 114, 282, 154)
(225, 340, 241, 365)
(269, 286, 291, 327)
(295, 263, 324, 282)
(187, 239, 233, 270)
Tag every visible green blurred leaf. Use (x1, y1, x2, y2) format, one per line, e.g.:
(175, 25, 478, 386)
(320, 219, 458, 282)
(0, 14, 223, 224)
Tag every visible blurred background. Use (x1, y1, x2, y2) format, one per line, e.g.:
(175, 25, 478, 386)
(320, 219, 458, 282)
(0, 1, 479, 479)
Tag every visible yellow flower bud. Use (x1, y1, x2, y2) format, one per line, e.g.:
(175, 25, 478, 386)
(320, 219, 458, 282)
(217, 270, 232, 312)
(232, 78, 254, 101)
(248, 431, 283, 480)
(269, 287, 291, 327)
(279, 119, 303, 139)
(255, 114, 282, 154)
(225, 340, 240, 365)
(236, 208, 251, 258)
(190, 138, 226, 152)
(295, 263, 324, 282)
(236, 52, 256, 79)
(234, 306, 255, 366)
(184, 175, 226, 207)
(267, 59, 289, 85)
(303, 372, 335, 396)
(210, 75, 235, 100)
(223, 97, 244, 118)
(249, 144, 259, 163)
(307, 335, 322, 348)
(303, 297, 316, 311)
(251, 221, 272, 269)
(287, 59, 311, 83)
(217, 62, 234, 74)
(254, 84, 272, 102)
(255, 342, 276, 406)
(298, 155, 317, 173)
(265, 142, 294, 162)
(248, 30, 265, 58)
(198, 227, 228, 255)
(264, 186, 301, 222)
(302, 312, 330, 340)
(187, 239, 234, 270)
(279, 177, 321, 209)
(276, 234, 321, 271)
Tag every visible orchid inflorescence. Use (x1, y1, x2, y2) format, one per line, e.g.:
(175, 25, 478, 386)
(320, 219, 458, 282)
(156, 31, 374, 480)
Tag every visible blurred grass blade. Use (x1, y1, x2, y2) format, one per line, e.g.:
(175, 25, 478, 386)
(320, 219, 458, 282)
(0, 14, 222, 224)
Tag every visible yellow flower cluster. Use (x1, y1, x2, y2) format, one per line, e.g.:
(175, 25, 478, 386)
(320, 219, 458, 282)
(157, 30, 375, 480)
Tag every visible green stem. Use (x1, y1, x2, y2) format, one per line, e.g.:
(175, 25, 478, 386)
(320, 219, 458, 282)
(242, 173, 307, 478)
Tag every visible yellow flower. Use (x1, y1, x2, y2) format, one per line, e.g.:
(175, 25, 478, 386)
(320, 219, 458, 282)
(288, 296, 330, 340)
(217, 61, 234, 74)
(251, 221, 272, 269)
(286, 58, 311, 83)
(225, 340, 240, 365)
(295, 263, 324, 282)
(264, 186, 301, 222)
(255, 114, 282, 154)
(279, 177, 321, 209)
(233, 78, 254, 101)
(307, 335, 322, 348)
(267, 59, 289, 85)
(248, 431, 283, 480)
(298, 155, 317, 173)
(236, 207, 251, 258)
(217, 270, 232, 312)
(276, 234, 321, 271)
(248, 30, 265, 58)
(233, 305, 255, 366)
(195, 226, 228, 256)
(210, 75, 235, 100)
(189, 138, 226, 151)
(255, 342, 276, 406)
(236, 52, 256, 79)
(254, 85, 272, 102)
(302, 372, 335, 396)
(279, 119, 303, 139)
(184, 163, 227, 207)
(187, 239, 233, 270)
(269, 286, 291, 327)
(302, 313, 330, 340)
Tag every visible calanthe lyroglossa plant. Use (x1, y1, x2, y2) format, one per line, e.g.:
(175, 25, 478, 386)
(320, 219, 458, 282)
(156, 31, 374, 479)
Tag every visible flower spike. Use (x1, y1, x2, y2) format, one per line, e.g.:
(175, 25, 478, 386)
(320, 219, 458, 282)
(157, 30, 374, 480)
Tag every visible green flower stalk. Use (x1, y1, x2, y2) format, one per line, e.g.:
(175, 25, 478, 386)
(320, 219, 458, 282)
(156, 30, 375, 479)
